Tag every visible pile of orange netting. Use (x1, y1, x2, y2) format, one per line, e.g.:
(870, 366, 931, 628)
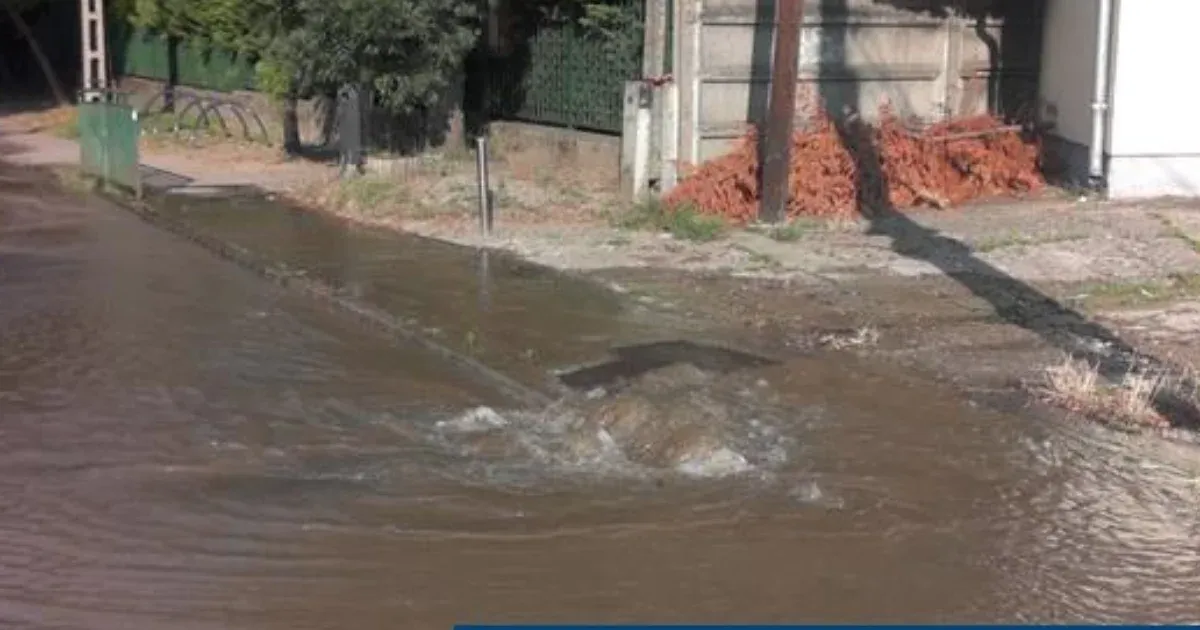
(663, 111, 1045, 222)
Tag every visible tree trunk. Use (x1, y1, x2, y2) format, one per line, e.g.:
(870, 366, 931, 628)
(282, 93, 301, 156)
(164, 36, 179, 112)
(319, 92, 337, 148)
(3, 4, 69, 105)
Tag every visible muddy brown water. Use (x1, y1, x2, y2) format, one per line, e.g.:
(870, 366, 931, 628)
(1, 172, 1200, 628)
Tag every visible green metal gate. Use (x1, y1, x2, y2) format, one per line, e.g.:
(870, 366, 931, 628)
(78, 97, 142, 197)
(472, 0, 645, 134)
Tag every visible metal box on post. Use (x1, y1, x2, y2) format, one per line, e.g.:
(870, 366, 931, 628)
(78, 91, 142, 198)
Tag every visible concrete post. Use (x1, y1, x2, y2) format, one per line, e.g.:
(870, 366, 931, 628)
(941, 10, 966, 118)
(660, 82, 680, 192)
(643, 0, 667, 78)
(621, 81, 654, 200)
(80, 0, 110, 102)
(674, 0, 702, 167)
(621, 83, 637, 196)
(643, 0, 668, 186)
(633, 85, 653, 199)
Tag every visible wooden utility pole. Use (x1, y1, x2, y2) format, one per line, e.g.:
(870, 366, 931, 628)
(80, 0, 110, 102)
(758, 0, 804, 223)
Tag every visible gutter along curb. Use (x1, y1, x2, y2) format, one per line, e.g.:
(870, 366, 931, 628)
(94, 183, 559, 410)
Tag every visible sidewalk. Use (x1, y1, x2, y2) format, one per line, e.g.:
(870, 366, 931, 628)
(7, 118, 1200, 295)
(0, 125, 323, 191)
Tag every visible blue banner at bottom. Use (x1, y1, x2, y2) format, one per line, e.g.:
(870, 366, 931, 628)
(456, 626, 1198, 630)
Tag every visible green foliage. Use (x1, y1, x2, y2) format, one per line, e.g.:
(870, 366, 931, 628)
(765, 219, 815, 242)
(613, 197, 728, 243)
(130, 0, 258, 48)
(126, 0, 301, 98)
(577, 1, 644, 72)
(523, 0, 644, 69)
(127, 0, 483, 114)
(253, 57, 293, 101)
(281, 0, 481, 114)
(611, 197, 662, 231)
(119, 0, 642, 124)
(665, 206, 727, 242)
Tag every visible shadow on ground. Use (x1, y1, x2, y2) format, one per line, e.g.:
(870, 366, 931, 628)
(816, 0, 1200, 430)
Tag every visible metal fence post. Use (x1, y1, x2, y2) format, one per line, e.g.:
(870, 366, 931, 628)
(475, 136, 494, 237)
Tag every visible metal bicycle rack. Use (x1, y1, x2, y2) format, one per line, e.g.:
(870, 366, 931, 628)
(139, 87, 272, 146)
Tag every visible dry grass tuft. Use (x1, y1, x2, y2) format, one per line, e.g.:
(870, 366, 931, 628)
(291, 169, 466, 226)
(1033, 356, 1171, 429)
(139, 132, 286, 165)
(287, 153, 620, 230)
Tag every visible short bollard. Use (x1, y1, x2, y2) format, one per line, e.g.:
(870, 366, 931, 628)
(475, 136, 494, 237)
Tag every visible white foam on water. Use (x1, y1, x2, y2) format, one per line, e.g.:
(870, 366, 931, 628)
(427, 391, 812, 483)
(788, 480, 845, 509)
(674, 446, 752, 478)
(435, 406, 508, 433)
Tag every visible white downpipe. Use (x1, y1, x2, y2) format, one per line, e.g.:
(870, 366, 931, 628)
(1088, 0, 1115, 188)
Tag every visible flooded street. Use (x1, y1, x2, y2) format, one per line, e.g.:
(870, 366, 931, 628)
(2, 167, 1200, 628)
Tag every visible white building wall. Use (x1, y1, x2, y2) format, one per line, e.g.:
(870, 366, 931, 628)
(1040, 0, 1200, 198)
(1106, 0, 1200, 198)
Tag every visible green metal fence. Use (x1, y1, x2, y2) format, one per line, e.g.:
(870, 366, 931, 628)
(78, 98, 142, 197)
(110, 23, 256, 92)
(476, 0, 645, 134)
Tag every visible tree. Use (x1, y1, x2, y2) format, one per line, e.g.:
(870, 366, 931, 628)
(130, 0, 306, 150)
(279, 0, 481, 116)
(127, 0, 483, 153)
(2, 0, 70, 104)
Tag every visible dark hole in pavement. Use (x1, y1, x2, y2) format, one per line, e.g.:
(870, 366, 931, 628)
(554, 340, 779, 391)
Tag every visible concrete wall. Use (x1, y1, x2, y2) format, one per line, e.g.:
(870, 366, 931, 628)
(671, 0, 1044, 165)
(490, 121, 623, 187)
(1106, 0, 1200, 198)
